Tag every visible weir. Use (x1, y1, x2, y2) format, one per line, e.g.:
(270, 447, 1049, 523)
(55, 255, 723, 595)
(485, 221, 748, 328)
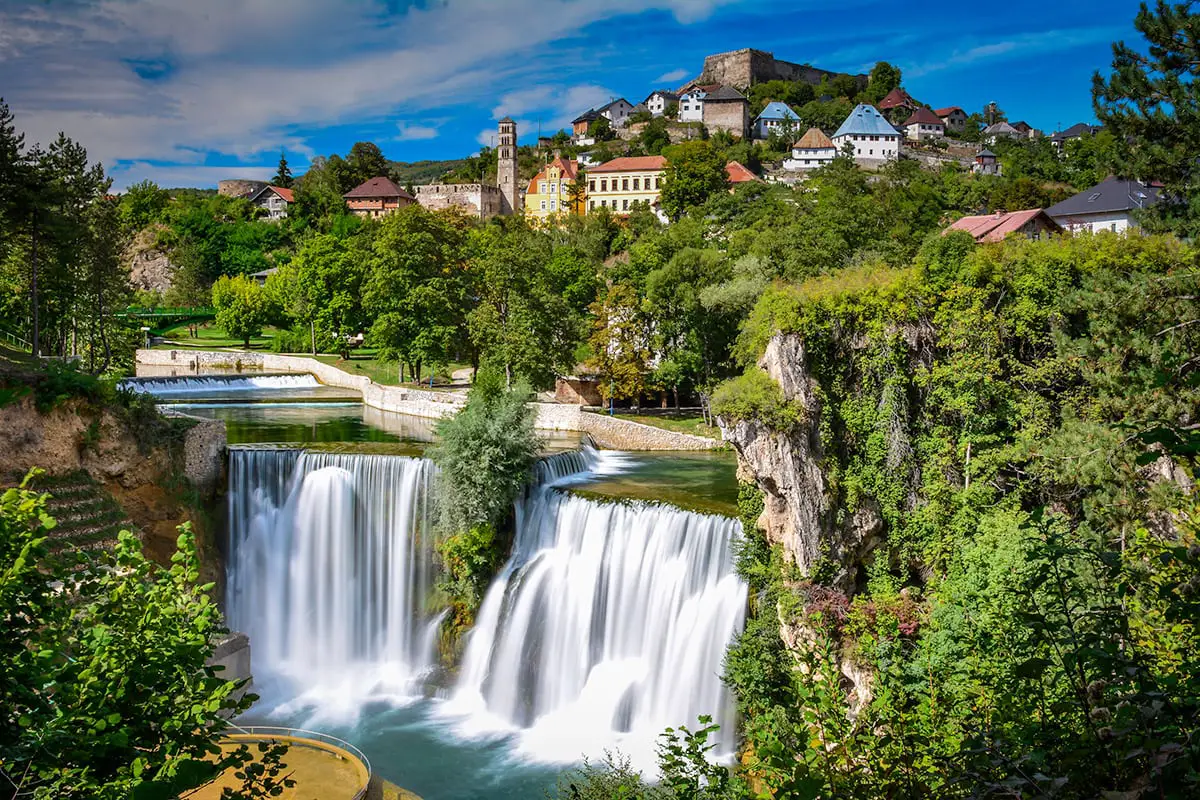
(122, 373, 322, 395)
(225, 444, 746, 766)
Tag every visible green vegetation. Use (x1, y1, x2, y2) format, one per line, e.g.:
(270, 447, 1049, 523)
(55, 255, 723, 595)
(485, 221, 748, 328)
(211, 274, 271, 349)
(427, 373, 541, 634)
(0, 475, 290, 799)
(610, 411, 723, 440)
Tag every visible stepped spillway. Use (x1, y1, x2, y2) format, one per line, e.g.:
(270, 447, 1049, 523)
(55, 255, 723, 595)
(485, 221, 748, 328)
(122, 373, 322, 395)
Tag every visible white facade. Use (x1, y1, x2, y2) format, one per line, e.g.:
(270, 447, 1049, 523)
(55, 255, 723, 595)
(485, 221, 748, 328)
(904, 120, 945, 141)
(783, 145, 837, 171)
(601, 99, 635, 129)
(678, 89, 706, 122)
(832, 131, 900, 163)
(645, 92, 676, 117)
(1051, 210, 1138, 235)
(754, 117, 798, 140)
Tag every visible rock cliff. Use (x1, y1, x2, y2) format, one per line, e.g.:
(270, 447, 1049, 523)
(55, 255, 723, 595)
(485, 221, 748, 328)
(721, 333, 883, 590)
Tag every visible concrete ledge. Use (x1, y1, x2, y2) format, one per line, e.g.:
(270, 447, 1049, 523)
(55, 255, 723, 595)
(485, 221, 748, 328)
(135, 350, 722, 448)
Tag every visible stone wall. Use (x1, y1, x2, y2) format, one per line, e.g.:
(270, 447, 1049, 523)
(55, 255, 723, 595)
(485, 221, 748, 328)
(414, 183, 503, 219)
(217, 179, 268, 198)
(208, 632, 252, 695)
(555, 376, 604, 405)
(703, 101, 750, 139)
(697, 48, 867, 89)
(580, 412, 724, 451)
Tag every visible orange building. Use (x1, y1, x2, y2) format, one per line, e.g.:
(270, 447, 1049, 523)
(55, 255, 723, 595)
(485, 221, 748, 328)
(343, 177, 416, 218)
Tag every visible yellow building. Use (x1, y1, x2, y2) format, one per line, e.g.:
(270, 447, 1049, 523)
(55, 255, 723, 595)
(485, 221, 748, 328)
(586, 156, 666, 216)
(524, 157, 581, 221)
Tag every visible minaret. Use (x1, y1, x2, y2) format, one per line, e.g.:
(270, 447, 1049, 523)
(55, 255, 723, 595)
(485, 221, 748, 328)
(497, 117, 518, 215)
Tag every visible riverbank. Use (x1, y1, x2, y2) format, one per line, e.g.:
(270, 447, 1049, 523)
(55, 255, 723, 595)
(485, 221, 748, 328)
(135, 349, 725, 451)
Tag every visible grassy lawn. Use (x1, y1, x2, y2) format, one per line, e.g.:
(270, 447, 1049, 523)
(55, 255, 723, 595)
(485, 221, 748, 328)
(154, 321, 277, 350)
(610, 411, 723, 440)
(313, 353, 471, 389)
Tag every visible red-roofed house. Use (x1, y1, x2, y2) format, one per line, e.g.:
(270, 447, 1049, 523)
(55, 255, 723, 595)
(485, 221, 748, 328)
(902, 107, 946, 141)
(934, 106, 969, 133)
(945, 209, 1062, 243)
(725, 161, 758, 185)
(343, 177, 415, 218)
(586, 156, 667, 218)
(878, 87, 919, 123)
(247, 185, 294, 221)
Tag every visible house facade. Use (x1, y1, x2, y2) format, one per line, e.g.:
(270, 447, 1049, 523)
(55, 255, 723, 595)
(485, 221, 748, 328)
(832, 104, 901, 164)
(972, 149, 1002, 176)
(983, 121, 1023, 143)
(783, 127, 837, 170)
(753, 101, 800, 140)
(644, 91, 678, 117)
(586, 156, 666, 217)
(677, 83, 718, 122)
(902, 107, 945, 141)
(1045, 176, 1159, 235)
(702, 85, 750, 139)
(246, 185, 293, 221)
(343, 177, 416, 218)
(935, 106, 968, 133)
(877, 87, 919, 123)
(525, 157, 581, 220)
(945, 209, 1062, 243)
(598, 98, 635, 128)
(572, 110, 600, 137)
(1050, 122, 1103, 149)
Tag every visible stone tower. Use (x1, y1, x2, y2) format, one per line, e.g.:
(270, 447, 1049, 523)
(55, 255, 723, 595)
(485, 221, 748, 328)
(496, 117, 518, 215)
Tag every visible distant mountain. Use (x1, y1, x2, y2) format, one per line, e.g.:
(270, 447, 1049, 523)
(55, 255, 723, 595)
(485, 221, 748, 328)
(388, 158, 467, 185)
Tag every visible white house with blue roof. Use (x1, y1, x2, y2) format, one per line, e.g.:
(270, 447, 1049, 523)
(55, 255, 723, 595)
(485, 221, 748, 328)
(753, 101, 801, 140)
(832, 104, 902, 164)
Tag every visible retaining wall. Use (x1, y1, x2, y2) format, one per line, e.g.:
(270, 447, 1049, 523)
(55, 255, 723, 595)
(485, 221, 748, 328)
(135, 350, 721, 446)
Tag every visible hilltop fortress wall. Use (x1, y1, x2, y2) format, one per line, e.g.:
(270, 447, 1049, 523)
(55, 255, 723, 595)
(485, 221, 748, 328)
(693, 48, 867, 90)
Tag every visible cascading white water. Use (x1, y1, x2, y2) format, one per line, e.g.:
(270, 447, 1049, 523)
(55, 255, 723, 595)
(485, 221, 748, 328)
(225, 447, 440, 713)
(122, 373, 321, 395)
(450, 479, 747, 770)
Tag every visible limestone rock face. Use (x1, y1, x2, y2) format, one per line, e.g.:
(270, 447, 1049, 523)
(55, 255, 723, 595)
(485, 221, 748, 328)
(125, 226, 177, 295)
(721, 333, 883, 590)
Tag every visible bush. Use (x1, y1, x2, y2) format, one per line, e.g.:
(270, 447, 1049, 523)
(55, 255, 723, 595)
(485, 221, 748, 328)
(711, 369, 803, 430)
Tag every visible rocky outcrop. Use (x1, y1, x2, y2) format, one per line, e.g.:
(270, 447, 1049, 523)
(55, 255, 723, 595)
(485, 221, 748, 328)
(721, 334, 884, 590)
(0, 395, 225, 580)
(125, 225, 177, 295)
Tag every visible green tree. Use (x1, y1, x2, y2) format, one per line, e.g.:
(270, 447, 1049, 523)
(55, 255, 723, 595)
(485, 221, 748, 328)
(118, 180, 169, 232)
(588, 116, 616, 142)
(345, 141, 390, 184)
(283, 231, 371, 358)
(427, 375, 540, 626)
(1093, 0, 1200, 236)
(272, 150, 293, 189)
(865, 61, 902, 103)
(0, 475, 291, 799)
(211, 273, 269, 348)
(588, 282, 651, 408)
(660, 140, 729, 220)
(365, 206, 469, 379)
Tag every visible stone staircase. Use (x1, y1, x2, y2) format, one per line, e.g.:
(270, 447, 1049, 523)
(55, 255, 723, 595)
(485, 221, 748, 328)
(19, 471, 137, 552)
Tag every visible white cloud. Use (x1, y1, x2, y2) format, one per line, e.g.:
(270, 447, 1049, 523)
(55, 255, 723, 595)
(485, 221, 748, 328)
(904, 26, 1122, 78)
(396, 123, 439, 141)
(1, 0, 744, 184)
(654, 68, 690, 84)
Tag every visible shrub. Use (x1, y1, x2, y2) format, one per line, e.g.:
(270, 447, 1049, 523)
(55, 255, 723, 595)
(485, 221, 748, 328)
(711, 369, 803, 430)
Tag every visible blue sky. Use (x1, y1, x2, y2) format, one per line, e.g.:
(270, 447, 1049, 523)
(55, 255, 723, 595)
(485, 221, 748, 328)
(1, 0, 1141, 191)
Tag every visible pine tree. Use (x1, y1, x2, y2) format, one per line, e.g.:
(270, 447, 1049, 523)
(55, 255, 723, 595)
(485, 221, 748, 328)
(273, 150, 293, 188)
(1093, 0, 1200, 236)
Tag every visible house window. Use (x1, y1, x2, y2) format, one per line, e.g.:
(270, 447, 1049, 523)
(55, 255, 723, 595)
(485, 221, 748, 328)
(623, 199, 629, 210)
(601, 179, 608, 192)
(655, 178, 661, 189)
(622, 179, 629, 191)
(539, 182, 547, 194)
(550, 199, 557, 211)
(540, 201, 546, 210)
(633, 178, 640, 190)
(590, 200, 595, 210)
(589, 180, 595, 192)
(1111, 223, 1118, 232)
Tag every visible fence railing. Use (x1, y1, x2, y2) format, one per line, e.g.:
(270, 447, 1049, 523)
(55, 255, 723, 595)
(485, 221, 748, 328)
(0, 327, 33, 353)
(224, 724, 373, 800)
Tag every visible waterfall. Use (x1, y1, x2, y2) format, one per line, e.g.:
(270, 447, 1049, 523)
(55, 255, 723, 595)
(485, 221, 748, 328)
(451, 485, 747, 769)
(226, 447, 440, 710)
(121, 373, 321, 395)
